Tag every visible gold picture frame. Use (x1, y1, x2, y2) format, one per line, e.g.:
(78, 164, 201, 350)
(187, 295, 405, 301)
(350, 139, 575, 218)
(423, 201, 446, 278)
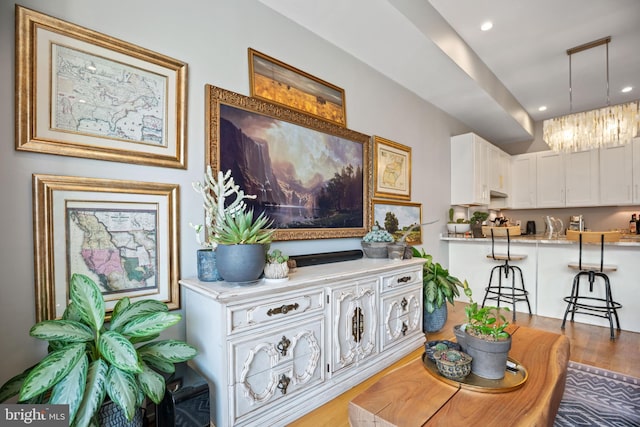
(372, 199, 423, 245)
(248, 48, 347, 127)
(16, 6, 188, 169)
(206, 84, 370, 241)
(32, 174, 180, 322)
(373, 136, 412, 200)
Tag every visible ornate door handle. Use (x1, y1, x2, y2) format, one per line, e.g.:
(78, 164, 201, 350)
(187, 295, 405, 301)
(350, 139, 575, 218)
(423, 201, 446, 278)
(277, 374, 291, 394)
(401, 321, 408, 336)
(400, 297, 408, 311)
(267, 303, 299, 316)
(351, 307, 364, 343)
(277, 335, 291, 356)
(397, 276, 411, 283)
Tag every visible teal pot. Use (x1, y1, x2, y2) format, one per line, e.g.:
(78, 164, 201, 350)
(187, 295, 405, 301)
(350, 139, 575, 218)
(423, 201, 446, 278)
(462, 330, 512, 380)
(197, 249, 222, 282)
(423, 304, 448, 333)
(216, 244, 266, 283)
(98, 400, 143, 427)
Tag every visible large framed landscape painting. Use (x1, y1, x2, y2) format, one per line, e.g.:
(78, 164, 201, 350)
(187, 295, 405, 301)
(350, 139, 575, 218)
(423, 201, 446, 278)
(32, 174, 180, 321)
(205, 85, 370, 241)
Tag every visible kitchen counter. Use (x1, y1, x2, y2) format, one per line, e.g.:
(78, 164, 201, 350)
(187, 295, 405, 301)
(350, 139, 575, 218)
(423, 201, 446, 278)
(441, 233, 640, 246)
(444, 233, 640, 333)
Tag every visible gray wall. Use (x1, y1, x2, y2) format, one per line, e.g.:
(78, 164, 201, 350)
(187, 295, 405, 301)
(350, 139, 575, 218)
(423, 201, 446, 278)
(0, 0, 466, 384)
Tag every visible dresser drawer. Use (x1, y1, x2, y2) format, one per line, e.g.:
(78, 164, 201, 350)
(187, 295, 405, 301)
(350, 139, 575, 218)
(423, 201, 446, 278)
(230, 316, 324, 422)
(380, 287, 422, 351)
(380, 267, 422, 292)
(228, 289, 324, 334)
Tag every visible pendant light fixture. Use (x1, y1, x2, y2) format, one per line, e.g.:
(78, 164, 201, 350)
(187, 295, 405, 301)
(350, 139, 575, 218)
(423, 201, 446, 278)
(543, 36, 639, 152)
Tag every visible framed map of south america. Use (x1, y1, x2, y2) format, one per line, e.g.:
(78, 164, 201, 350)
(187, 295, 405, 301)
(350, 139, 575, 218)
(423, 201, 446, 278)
(32, 174, 179, 321)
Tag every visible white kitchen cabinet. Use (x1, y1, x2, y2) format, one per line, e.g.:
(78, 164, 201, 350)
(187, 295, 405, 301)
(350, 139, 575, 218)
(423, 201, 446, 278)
(510, 153, 537, 208)
(600, 143, 633, 205)
(536, 151, 565, 207)
(633, 138, 640, 203)
(180, 258, 425, 427)
(564, 149, 599, 206)
(451, 133, 489, 205)
(488, 145, 510, 195)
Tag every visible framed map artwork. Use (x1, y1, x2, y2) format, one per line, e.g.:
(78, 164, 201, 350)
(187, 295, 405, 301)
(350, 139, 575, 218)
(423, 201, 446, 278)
(16, 6, 188, 168)
(373, 136, 412, 200)
(32, 174, 180, 322)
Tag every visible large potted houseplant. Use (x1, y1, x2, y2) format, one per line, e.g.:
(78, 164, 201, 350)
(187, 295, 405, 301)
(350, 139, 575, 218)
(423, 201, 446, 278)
(412, 248, 471, 333)
(191, 167, 268, 282)
(0, 273, 197, 427)
(454, 298, 511, 380)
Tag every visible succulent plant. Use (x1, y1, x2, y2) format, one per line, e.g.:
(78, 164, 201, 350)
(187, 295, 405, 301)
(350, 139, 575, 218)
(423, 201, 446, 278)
(434, 343, 448, 352)
(214, 209, 274, 245)
(363, 225, 394, 243)
(266, 249, 288, 264)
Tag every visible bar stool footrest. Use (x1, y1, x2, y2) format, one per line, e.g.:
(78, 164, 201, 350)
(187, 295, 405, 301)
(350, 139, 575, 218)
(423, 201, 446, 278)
(562, 296, 622, 317)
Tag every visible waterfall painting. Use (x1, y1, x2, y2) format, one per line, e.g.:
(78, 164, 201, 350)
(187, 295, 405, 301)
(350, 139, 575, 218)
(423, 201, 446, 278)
(205, 85, 371, 241)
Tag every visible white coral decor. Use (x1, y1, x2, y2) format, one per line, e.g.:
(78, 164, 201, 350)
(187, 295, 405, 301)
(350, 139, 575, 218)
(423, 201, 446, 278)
(191, 167, 257, 249)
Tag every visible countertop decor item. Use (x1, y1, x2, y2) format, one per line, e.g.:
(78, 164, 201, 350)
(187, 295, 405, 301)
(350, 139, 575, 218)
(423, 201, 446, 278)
(0, 273, 197, 427)
(425, 340, 462, 362)
(264, 249, 290, 280)
(361, 225, 394, 258)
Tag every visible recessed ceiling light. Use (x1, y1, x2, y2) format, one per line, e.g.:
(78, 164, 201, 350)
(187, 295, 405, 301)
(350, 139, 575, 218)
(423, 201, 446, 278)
(480, 21, 493, 31)
(538, 106, 547, 112)
(621, 86, 633, 93)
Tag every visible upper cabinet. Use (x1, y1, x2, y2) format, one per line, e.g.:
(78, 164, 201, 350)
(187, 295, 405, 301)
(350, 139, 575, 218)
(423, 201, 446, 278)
(536, 151, 565, 207)
(564, 149, 599, 206)
(511, 153, 537, 209)
(634, 138, 640, 203)
(451, 133, 489, 205)
(451, 133, 510, 206)
(600, 138, 640, 205)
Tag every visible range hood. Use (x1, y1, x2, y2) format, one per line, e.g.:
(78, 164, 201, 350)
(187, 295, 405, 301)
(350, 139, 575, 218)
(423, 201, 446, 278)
(490, 190, 508, 198)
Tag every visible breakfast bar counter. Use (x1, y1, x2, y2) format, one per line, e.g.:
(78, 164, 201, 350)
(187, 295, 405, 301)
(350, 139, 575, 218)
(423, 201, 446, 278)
(444, 234, 640, 333)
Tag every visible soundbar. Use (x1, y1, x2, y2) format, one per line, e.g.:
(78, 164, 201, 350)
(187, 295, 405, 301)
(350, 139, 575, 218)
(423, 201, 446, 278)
(290, 249, 363, 267)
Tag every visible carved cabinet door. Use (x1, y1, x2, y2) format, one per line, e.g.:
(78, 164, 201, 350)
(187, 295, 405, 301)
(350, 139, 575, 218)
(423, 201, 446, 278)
(380, 287, 421, 351)
(329, 278, 378, 374)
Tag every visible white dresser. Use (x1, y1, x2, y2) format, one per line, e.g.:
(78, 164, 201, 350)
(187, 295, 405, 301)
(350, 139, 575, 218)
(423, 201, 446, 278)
(180, 257, 425, 427)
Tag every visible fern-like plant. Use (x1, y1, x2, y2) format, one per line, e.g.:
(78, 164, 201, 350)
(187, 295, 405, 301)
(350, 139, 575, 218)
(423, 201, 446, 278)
(0, 274, 197, 426)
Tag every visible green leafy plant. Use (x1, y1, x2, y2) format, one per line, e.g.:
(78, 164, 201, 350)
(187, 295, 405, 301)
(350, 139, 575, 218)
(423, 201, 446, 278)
(0, 274, 197, 426)
(464, 302, 510, 340)
(470, 211, 490, 225)
(447, 208, 455, 224)
(266, 249, 289, 264)
(412, 248, 472, 313)
(214, 209, 274, 245)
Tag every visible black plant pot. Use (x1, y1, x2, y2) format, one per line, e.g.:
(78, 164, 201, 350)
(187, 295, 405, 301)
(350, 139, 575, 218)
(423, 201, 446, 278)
(216, 243, 266, 283)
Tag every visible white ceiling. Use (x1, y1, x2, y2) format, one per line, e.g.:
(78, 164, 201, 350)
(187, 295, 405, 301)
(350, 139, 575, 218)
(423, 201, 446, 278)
(258, 0, 640, 148)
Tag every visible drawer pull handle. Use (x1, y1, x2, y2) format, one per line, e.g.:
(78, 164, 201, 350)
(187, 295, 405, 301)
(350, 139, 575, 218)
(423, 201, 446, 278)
(277, 374, 291, 394)
(401, 322, 408, 336)
(400, 297, 408, 311)
(397, 276, 411, 283)
(267, 303, 299, 316)
(277, 335, 291, 356)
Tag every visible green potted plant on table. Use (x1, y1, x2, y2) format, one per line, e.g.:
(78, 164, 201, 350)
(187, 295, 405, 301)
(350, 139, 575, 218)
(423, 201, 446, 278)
(192, 167, 273, 283)
(0, 274, 197, 427)
(454, 295, 511, 380)
(412, 248, 471, 333)
(446, 208, 470, 235)
(263, 249, 290, 280)
(361, 225, 395, 258)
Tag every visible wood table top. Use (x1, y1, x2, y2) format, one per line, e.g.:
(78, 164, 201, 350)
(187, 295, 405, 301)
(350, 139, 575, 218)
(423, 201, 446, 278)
(349, 325, 570, 427)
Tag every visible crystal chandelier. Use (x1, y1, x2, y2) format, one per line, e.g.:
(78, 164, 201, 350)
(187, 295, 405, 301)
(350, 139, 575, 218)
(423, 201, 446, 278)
(543, 37, 640, 152)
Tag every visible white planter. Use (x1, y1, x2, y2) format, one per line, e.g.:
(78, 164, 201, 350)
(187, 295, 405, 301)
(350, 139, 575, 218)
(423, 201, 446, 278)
(264, 262, 289, 279)
(447, 223, 470, 234)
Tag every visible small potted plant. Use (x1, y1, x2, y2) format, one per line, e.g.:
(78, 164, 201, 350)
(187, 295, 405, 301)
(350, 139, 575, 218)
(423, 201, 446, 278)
(454, 293, 512, 380)
(264, 249, 290, 280)
(361, 225, 395, 258)
(433, 349, 473, 381)
(0, 274, 197, 427)
(470, 210, 490, 238)
(446, 208, 470, 234)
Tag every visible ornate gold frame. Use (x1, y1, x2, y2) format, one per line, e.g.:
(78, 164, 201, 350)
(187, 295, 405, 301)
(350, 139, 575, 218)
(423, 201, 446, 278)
(32, 174, 180, 321)
(16, 6, 188, 168)
(372, 199, 423, 245)
(205, 84, 371, 241)
(248, 48, 347, 127)
(373, 136, 412, 200)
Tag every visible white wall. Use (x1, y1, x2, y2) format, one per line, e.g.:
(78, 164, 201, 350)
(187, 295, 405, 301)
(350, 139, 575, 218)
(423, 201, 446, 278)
(0, 0, 466, 385)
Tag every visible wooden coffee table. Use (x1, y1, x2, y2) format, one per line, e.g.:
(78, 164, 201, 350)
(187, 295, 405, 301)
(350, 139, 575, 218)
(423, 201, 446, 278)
(349, 326, 570, 426)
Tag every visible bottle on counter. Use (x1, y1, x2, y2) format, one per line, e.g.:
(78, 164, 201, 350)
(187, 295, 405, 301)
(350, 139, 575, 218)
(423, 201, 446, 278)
(637, 214, 640, 235)
(631, 214, 637, 234)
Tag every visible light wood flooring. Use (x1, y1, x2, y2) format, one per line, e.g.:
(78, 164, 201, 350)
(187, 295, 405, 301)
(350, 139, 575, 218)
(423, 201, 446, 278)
(289, 303, 640, 427)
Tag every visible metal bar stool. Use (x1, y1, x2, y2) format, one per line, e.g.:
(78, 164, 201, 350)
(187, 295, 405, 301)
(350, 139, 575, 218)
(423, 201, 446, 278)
(561, 230, 622, 340)
(481, 228, 532, 321)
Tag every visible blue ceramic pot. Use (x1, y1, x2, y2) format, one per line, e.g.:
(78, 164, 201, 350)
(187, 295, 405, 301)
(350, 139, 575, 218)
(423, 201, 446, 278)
(423, 303, 448, 333)
(197, 249, 222, 282)
(216, 244, 266, 283)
